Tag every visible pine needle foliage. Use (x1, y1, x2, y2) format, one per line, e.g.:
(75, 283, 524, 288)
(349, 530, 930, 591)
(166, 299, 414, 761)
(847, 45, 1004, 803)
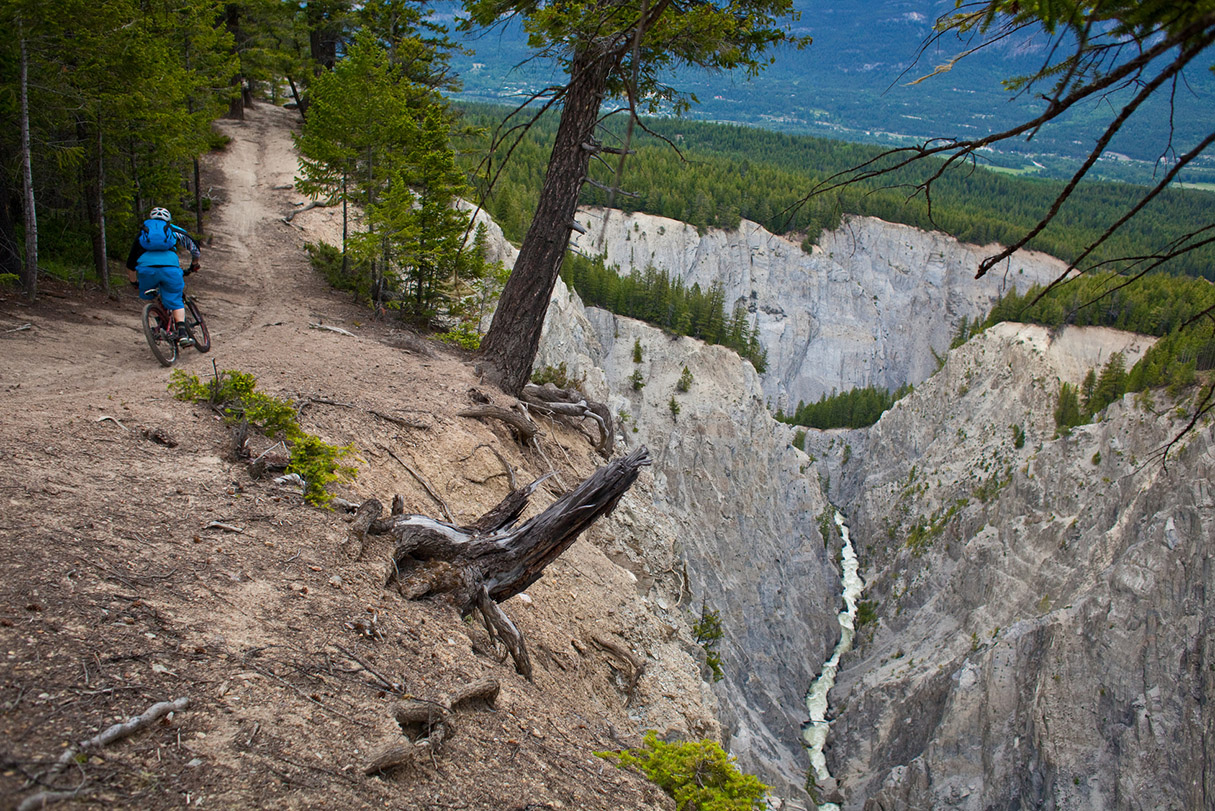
(692, 602, 725, 682)
(597, 731, 768, 811)
(169, 369, 356, 507)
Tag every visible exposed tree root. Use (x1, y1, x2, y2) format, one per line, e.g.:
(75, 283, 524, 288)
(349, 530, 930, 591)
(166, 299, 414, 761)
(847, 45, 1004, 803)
(351, 447, 651, 680)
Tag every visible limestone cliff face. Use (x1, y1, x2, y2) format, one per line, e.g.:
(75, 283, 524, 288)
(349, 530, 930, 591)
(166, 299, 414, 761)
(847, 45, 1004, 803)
(538, 280, 839, 801)
(804, 323, 1215, 810)
(513, 203, 1213, 809)
(569, 209, 1067, 412)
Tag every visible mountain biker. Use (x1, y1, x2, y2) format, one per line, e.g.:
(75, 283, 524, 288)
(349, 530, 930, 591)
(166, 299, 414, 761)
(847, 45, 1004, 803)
(125, 206, 201, 347)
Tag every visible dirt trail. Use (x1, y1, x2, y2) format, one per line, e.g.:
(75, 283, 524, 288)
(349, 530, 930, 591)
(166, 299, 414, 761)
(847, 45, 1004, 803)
(0, 104, 675, 810)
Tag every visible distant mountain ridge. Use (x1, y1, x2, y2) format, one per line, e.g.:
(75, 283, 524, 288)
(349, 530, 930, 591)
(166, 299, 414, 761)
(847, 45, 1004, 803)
(440, 0, 1215, 183)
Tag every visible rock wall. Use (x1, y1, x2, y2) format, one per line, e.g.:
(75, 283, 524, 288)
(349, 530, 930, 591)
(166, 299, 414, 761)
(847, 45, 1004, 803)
(804, 323, 1215, 809)
(569, 209, 1068, 412)
(538, 280, 839, 803)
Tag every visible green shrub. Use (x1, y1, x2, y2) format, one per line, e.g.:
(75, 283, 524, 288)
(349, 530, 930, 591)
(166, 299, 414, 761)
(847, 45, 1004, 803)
(169, 368, 356, 508)
(792, 428, 807, 451)
(669, 397, 681, 420)
(435, 322, 482, 350)
(597, 731, 768, 811)
(855, 599, 878, 632)
(633, 337, 644, 364)
(677, 366, 694, 393)
(692, 603, 724, 682)
(532, 362, 585, 390)
(630, 369, 646, 391)
(305, 240, 362, 296)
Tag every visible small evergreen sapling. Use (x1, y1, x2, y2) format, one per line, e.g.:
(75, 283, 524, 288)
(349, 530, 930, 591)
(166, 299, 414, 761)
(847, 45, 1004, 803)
(677, 366, 693, 393)
(597, 731, 768, 811)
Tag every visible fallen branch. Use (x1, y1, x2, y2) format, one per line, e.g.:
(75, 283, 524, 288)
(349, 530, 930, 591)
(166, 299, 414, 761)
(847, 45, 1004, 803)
(458, 443, 519, 489)
(95, 415, 129, 431)
(334, 644, 404, 694)
(592, 635, 645, 705)
(283, 199, 332, 223)
(3, 322, 32, 334)
(369, 409, 428, 430)
(363, 678, 498, 776)
(17, 789, 84, 811)
(28, 695, 191, 804)
(205, 521, 245, 534)
(379, 445, 453, 523)
(308, 322, 357, 337)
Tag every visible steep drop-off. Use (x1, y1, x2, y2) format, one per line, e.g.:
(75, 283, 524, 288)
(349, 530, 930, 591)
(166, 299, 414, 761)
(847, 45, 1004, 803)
(538, 281, 838, 801)
(546, 206, 1213, 809)
(807, 323, 1213, 809)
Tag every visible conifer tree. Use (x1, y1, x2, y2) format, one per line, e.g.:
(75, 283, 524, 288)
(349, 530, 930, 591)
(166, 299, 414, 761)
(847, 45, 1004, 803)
(471, 0, 808, 393)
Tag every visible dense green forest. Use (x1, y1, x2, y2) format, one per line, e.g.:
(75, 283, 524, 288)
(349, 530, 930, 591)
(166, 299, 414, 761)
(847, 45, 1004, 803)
(459, 104, 1215, 281)
(776, 384, 914, 431)
(0, 0, 465, 307)
(445, 1, 1215, 185)
(561, 252, 768, 371)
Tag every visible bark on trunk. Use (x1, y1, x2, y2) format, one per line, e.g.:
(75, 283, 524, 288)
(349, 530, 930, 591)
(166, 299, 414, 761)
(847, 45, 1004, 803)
(19, 29, 38, 300)
(479, 49, 620, 394)
(193, 158, 203, 235)
(224, 4, 246, 120)
(354, 446, 651, 679)
(82, 116, 110, 291)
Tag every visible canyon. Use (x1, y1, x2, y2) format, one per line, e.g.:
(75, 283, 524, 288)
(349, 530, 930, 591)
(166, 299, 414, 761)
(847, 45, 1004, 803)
(537, 209, 1213, 808)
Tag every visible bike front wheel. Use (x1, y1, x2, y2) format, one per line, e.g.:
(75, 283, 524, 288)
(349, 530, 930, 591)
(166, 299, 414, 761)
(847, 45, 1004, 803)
(184, 297, 211, 353)
(142, 301, 178, 367)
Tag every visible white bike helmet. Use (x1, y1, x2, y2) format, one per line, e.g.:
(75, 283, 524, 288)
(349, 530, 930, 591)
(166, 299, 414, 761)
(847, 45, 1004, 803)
(149, 207, 172, 222)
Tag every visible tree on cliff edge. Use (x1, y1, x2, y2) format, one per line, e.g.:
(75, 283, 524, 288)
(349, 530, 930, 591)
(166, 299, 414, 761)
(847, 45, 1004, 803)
(470, 0, 807, 394)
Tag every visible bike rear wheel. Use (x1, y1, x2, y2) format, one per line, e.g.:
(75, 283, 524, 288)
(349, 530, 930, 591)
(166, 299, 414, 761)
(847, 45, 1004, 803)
(184, 297, 210, 353)
(142, 301, 178, 367)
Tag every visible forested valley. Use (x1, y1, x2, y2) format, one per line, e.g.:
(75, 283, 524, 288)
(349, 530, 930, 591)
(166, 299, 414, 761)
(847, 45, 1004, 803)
(460, 104, 1215, 281)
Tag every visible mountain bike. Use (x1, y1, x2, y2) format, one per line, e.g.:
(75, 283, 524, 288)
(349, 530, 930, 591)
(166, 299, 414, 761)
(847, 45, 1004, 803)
(142, 290, 211, 367)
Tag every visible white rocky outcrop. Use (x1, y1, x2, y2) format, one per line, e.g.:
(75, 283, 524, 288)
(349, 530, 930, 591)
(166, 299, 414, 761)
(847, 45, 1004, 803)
(527, 203, 1211, 809)
(569, 209, 1068, 411)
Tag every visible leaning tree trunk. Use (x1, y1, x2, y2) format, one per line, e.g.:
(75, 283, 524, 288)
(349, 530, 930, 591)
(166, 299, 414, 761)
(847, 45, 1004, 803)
(352, 446, 651, 680)
(479, 48, 621, 394)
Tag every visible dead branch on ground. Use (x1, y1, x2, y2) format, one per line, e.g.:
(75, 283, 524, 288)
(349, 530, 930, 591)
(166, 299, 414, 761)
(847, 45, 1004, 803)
(363, 678, 500, 776)
(351, 447, 651, 680)
(18, 697, 191, 811)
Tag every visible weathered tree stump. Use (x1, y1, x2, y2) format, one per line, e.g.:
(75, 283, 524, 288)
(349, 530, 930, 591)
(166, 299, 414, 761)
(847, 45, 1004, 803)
(352, 446, 651, 680)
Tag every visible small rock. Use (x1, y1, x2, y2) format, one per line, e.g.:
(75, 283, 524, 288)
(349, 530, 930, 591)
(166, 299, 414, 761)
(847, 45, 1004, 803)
(328, 575, 343, 589)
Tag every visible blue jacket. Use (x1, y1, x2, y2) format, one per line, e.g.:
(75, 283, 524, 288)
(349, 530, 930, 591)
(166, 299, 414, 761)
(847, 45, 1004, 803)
(125, 223, 200, 271)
